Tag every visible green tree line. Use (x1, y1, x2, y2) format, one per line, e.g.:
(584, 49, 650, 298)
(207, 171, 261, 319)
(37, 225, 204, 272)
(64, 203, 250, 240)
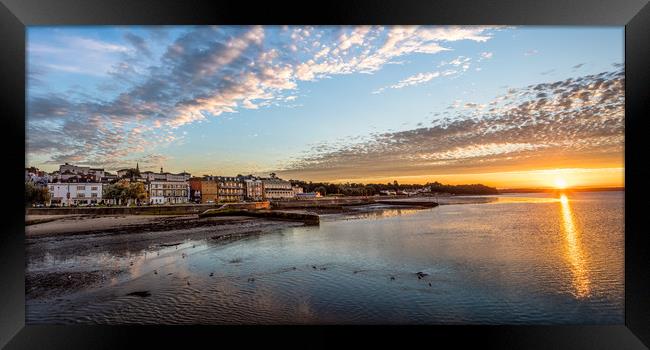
(289, 180, 498, 196)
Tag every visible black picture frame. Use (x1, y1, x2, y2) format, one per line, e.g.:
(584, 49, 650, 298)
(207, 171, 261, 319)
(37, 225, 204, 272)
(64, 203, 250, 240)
(1, 0, 648, 348)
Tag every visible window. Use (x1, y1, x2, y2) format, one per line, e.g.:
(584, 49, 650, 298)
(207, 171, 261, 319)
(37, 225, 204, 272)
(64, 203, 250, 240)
(77, 193, 85, 198)
(91, 193, 98, 198)
(91, 186, 98, 190)
(77, 186, 85, 190)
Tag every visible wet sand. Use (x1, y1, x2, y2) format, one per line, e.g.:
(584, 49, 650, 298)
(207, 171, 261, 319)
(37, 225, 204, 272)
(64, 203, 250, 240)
(25, 214, 279, 237)
(26, 215, 305, 299)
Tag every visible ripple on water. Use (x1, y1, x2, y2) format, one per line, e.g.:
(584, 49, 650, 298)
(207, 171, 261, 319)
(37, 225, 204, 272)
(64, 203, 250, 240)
(26, 192, 624, 324)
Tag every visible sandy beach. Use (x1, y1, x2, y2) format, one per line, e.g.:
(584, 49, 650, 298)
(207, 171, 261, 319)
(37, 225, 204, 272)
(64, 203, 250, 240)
(25, 214, 275, 237)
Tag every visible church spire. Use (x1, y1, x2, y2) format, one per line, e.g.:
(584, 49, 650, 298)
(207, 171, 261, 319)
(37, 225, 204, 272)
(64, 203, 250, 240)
(136, 162, 139, 172)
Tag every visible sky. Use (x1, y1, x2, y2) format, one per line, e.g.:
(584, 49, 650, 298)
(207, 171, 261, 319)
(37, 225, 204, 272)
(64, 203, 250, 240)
(26, 26, 624, 189)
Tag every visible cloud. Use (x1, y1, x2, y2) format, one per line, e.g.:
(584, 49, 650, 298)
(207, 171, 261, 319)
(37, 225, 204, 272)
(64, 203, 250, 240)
(28, 25, 501, 170)
(479, 51, 493, 59)
(375, 54, 478, 94)
(67, 37, 130, 53)
(524, 49, 539, 56)
(280, 68, 624, 180)
(28, 35, 132, 78)
(373, 71, 442, 93)
(123, 32, 152, 58)
(292, 26, 498, 80)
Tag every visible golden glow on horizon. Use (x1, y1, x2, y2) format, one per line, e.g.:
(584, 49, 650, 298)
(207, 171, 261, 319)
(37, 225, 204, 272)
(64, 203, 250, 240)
(554, 178, 568, 189)
(320, 167, 624, 189)
(559, 193, 591, 299)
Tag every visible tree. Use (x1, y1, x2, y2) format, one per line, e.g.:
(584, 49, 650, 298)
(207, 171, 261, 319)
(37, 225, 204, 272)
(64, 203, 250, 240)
(120, 168, 141, 179)
(103, 180, 148, 206)
(127, 182, 148, 204)
(25, 182, 50, 207)
(103, 183, 124, 205)
(314, 186, 327, 196)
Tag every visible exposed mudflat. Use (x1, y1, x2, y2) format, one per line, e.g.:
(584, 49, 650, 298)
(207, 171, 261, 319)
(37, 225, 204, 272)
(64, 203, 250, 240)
(25, 215, 304, 300)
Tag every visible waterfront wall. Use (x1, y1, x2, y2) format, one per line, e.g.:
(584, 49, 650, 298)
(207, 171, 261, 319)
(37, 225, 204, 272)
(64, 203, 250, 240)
(26, 202, 269, 216)
(199, 208, 319, 225)
(27, 195, 440, 215)
(220, 201, 271, 210)
(271, 197, 376, 208)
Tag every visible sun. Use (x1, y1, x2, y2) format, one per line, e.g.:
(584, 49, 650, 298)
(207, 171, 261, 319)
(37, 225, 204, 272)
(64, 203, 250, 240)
(554, 177, 568, 189)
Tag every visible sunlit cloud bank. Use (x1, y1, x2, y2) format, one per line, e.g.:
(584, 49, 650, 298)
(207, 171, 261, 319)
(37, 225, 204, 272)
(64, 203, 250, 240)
(27, 25, 501, 170)
(279, 67, 624, 185)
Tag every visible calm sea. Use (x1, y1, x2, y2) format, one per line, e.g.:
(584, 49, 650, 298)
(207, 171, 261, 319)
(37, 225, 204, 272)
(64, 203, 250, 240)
(26, 191, 624, 324)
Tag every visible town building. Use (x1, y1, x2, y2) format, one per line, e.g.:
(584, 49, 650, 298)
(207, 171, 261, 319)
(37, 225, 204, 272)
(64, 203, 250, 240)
(48, 182, 103, 206)
(60, 163, 90, 175)
(296, 192, 322, 199)
(100, 172, 118, 183)
(146, 181, 189, 204)
(237, 175, 265, 201)
(57, 163, 105, 182)
(198, 176, 220, 203)
(116, 168, 130, 178)
(112, 165, 192, 204)
(188, 177, 203, 203)
(216, 176, 244, 202)
(25, 167, 52, 185)
(141, 168, 191, 182)
(89, 168, 105, 178)
(195, 176, 245, 203)
(261, 177, 295, 199)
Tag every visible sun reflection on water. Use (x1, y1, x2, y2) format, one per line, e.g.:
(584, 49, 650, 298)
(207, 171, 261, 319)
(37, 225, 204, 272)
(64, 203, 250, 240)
(559, 193, 591, 299)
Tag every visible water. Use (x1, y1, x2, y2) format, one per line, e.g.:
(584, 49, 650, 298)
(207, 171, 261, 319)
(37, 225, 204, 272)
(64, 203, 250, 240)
(26, 191, 624, 324)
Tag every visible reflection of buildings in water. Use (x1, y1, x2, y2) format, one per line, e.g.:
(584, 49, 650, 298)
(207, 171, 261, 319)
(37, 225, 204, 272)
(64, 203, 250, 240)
(350, 208, 421, 220)
(559, 193, 591, 298)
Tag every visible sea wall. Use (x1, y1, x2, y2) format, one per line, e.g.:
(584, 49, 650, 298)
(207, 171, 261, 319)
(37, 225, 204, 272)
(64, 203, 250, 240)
(270, 197, 376, 209)
(26, 202, 264, 216)
(199, 208, 319, 225)
(221, 202, 271, 210)
(376, 200, 440, 208)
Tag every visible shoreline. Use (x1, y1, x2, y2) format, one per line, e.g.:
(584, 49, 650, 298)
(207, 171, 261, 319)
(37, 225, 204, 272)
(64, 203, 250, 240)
(25, 197, 497, 239)
(26, 214, 273, 238)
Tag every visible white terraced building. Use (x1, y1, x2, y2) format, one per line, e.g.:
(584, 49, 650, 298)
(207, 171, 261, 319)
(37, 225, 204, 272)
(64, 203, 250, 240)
(48, 182, 103, 206)
(141, 168, 191, 182)
(147, 181, 190, 204)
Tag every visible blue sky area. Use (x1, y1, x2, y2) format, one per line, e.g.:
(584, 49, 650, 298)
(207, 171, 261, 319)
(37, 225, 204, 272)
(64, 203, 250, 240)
(26, 26, 624, 187)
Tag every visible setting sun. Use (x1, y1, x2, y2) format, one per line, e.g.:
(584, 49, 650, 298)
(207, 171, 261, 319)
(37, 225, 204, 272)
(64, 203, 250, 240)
(554, 178, 569, 189)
